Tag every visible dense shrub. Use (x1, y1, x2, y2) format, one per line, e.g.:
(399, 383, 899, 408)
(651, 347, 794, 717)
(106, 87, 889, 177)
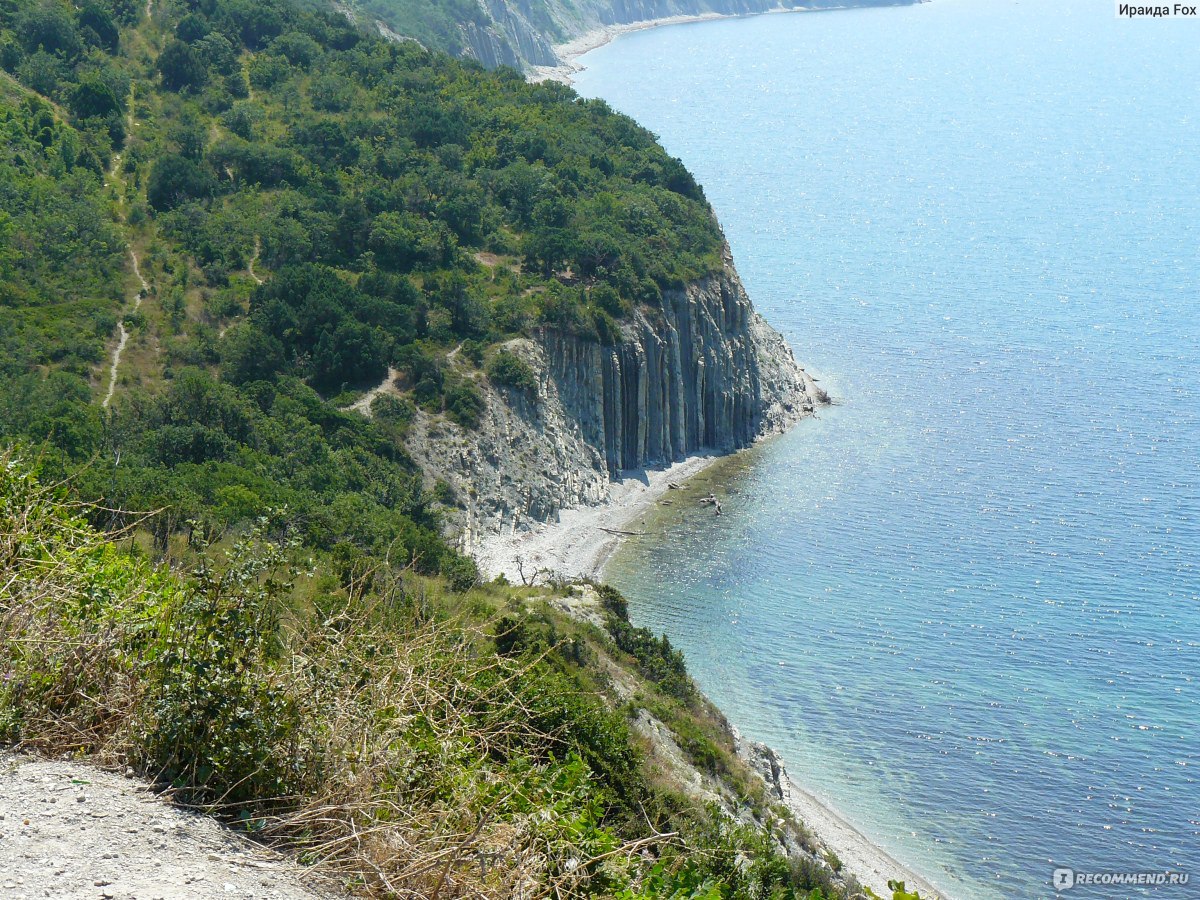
(157, 39, 207, 92)
(443, 378, 484, 427)
(607, 614, 696, 704)
(147, 154, 215, 210)
(486, 347, 538, 395)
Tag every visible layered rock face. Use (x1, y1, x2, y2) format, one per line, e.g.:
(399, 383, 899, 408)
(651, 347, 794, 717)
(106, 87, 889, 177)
(353, 0, 923, 73)
(403, 252, 825, 549)
(460, 0, 560, 68)
(445, 0, 922, 72)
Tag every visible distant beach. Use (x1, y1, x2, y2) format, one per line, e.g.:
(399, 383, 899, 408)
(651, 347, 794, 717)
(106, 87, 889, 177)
(529, 3, 921, 85)
(530, 13, 734, 84)
(473, 451, 721, 584)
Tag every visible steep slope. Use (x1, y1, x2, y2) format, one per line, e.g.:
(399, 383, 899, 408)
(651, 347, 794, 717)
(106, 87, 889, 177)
(402, 248, 824, 549)
(0, 459, 875, 900)
(351, 0, 925, 72)
(1, 0, 819, 572)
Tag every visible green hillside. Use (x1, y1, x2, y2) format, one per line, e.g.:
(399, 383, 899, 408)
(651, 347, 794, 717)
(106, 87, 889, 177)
(0, 450, 879, 899)
(0, 3, 943, 899)
(0, 0, 720, 570)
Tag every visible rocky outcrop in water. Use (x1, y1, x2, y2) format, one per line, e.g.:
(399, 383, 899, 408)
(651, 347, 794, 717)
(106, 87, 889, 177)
(402, 249, 825, 549)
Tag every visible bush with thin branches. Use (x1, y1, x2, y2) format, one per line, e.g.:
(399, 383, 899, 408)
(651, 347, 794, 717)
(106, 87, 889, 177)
(0, 452, 684, 899)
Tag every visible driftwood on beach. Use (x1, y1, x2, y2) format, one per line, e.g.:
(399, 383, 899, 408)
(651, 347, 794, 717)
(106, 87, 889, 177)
(598, 526, 647, 536)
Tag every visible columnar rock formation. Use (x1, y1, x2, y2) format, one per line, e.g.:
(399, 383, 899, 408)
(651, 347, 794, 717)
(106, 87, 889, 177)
(403, 250, 825, 549)
(544, 271, 791, 473)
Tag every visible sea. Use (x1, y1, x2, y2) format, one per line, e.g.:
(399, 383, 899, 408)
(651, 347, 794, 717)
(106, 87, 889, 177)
(573, 1, 1200, 897)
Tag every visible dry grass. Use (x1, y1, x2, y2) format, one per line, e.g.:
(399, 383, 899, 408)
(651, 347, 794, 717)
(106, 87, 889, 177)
(0, 452, 678, 899)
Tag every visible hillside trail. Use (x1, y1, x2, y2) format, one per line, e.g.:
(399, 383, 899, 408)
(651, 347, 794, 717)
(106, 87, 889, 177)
(102, 116, 150, 412)
(248, 236, 265, 285)
(101, 249, 147, 409)
(346, 367, 401, 415)
(0, 754, 344, 900)
(219, 239, 264, 339)
(100, 87, 147, 409)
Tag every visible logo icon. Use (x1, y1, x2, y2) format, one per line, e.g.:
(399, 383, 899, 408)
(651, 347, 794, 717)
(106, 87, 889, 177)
(1053, 868, 1076, 891)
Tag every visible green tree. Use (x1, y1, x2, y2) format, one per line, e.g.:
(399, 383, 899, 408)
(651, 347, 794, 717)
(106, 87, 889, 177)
(311, 320, 388, 390)
(220, 324, 286, 384)
(271, 31, 321, 69)
(147, 154, 215, 211)
(16, 1, 81, 56)
(79, 3, 120, 52)
(69, 75, 122, 120)
(195, 33, 237, 75)
(157, 39, 207, 92)
(175, 13, 210, 43)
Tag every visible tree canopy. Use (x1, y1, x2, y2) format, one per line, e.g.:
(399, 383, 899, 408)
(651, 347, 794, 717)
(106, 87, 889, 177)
(0, 0, 723, 581)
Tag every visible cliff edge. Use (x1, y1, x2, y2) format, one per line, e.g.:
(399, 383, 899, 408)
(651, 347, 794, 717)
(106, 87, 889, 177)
(403, 247, 826, 557)
(352, 0, 925, 73)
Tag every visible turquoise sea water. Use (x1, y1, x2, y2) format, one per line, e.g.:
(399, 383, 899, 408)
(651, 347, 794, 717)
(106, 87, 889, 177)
(574, 2, 1200, 897)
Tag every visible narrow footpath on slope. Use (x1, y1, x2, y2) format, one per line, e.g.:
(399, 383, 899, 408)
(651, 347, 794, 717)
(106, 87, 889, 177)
(346, 368, 401, 415)
(248, 236, 264, 285)
(100, 249, 148, 409)
(100, 89, 147, 410)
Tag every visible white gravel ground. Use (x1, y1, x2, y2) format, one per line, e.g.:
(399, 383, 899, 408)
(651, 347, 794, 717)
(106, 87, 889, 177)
(473, 453, 720, 584)
(0, 754, 342, 900)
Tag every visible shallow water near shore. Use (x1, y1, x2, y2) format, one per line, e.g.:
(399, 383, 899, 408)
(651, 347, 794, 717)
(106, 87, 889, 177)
(577, 1, 1200, 897)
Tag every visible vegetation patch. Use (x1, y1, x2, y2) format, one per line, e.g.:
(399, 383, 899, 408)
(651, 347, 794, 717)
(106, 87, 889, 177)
(0, 455, 865, 898)
(486, 346, 538, 395)
(0, 0, 722, 561)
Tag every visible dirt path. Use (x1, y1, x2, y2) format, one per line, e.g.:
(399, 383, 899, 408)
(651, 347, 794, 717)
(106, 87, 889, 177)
(100, 88, 144, 410)
(345, 368, 400, 416)
(101, 250, 148, 409)
(248, 237, 264, 285)
(0, 754, 343, 900)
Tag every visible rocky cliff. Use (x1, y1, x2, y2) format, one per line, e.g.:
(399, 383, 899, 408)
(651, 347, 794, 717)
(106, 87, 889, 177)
(402, 248, 826, 551)
(459, 0, 561, 68)
(353, 0, 923, 73)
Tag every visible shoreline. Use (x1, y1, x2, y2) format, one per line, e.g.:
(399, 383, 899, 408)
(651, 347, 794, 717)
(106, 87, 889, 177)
(521, 9, 945, 892)
(775, 760, 951, 899)
(473, 451, 722, 585)
(474, 430, 951, 899)
(735, 730, 952, 900)
(529, 2, 923, 84)
(472, 365, 828, 585)
(530, 12, 732, 84)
